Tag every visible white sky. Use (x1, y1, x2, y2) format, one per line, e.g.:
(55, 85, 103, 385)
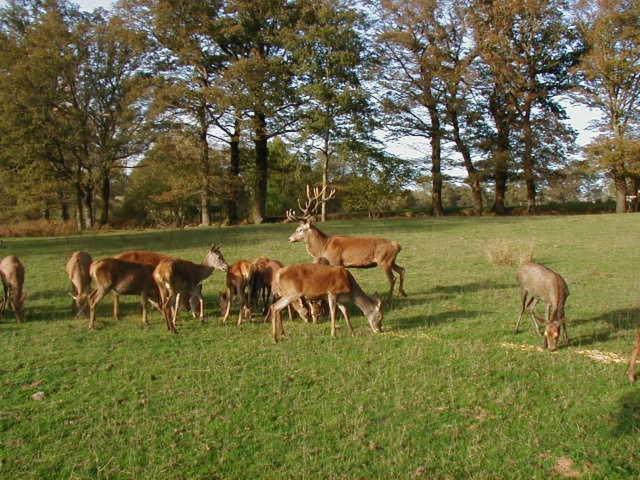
(2, 0, 603, 169)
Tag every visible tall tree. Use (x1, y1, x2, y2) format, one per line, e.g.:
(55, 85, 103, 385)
(375, 0, 447, 216)
(296, 0, 372, 221)
(575, 0, 640, 213)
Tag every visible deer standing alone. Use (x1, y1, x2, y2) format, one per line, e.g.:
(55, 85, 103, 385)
(153, 245, 228, 333)
(0, 255, 25, 322)
(515, 262, 569, 351)
(286, 185, 406, 299)
(269, 263, 383, 342)
(87, 258, 160, 329)
(66, 251, 92, 317)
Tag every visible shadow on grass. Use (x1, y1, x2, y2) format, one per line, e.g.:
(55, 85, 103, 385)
(393, 310, 481, 330)
(578, 308, 640, 331)
(613, 391, 640, 436)
(569, 329, 613, 347)
(426, 282, 513, 295)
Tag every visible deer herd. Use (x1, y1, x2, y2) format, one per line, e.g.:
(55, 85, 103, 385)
(1, 184, 640, 383)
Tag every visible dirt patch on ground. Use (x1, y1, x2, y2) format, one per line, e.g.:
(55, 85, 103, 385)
(500, 342, 627, 364)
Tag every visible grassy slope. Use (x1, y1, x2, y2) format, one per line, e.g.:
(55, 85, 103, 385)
(1, 214, 639, 479)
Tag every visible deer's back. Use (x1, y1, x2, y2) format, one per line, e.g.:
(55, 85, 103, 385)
(66, 252, 92, 286)
(276, 263, 351, 298)
(326, 236, 399, 267)
(92, 258, 155, 295)
(116, 250, 172, 267)
(517, 262, 568, 304)
(0, 255, 24, 289)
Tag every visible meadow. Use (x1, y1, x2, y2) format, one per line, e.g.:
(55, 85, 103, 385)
(1, 214, 639, 479)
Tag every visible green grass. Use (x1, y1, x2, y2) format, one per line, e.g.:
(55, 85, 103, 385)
(1, 214, 640, 479)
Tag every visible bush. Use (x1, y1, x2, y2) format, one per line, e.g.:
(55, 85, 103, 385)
(0, 220, 78, 238)
(484, 239, 535, 267)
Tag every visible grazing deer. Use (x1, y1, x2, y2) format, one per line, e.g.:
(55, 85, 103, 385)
(515, 262, 569, 351)
(87, 258, 160, 329)
(0, 255, 25, 322)
(628, 331, 640, 383)
(286, 185, 406, 299)
(269, 263, 383, 342)
(65, 251, 92, 317)
(154, 245, 228, 333)
(248, 257, 316, 323)
(115, 250, 198, 317)
(221, 260, 254, 325)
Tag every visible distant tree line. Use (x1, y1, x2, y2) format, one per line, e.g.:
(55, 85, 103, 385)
(0, 0, 638, 230)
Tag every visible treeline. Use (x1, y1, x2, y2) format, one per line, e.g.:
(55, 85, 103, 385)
(0, 0, 639, 230)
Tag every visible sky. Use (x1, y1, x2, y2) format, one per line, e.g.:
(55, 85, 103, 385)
(1, 0, 603, 166)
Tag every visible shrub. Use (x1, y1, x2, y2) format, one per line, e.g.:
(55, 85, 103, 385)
(0, 220, 78, 238)
(485, 239, 534, 266)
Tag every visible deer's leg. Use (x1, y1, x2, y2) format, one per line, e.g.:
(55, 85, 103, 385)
(527, 298, 544, 336)
(222, 288, 232, 324)
(392, 263, 407, 297)
(269, 296, 294, 342)
(328, 293, 338, 337)
(383, 266, 396, 301)
(628, 330, 640, 383)
(199, 296, 205, 323)
(141, 292, 149, 326)
(515, 291, 529, 333)
(88, 288, 107, 330)
(237, 284, 248, 327)
(112, 293, 120, 321)
(171, 292, 181, 331)
(338, 303, 353, 335)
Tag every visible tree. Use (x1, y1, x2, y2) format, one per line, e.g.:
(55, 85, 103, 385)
(375, 0, 448, 216)
(297, 0, 372, 221)
(575, 0, 640, 213)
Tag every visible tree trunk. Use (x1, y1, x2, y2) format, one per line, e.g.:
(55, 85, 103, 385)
(253, 112, 268, 224)
(199, 111, 211, 226)
(75, 187, 84, 231)
(225, 118, 241, 224)
(613, 169, 627, 213)
(321, 133, 330, 222)
(449, 108, 483, 215)
(84, 186, 94, 228)
(522, 117, 536, 214)
(99, 169, 110, 226)
(489, 93, 511, 215)
(59, 191, 70, 221)
(631, 177, 640, 212)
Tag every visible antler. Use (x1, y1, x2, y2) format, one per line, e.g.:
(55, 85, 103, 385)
(285, 184, 336, 222)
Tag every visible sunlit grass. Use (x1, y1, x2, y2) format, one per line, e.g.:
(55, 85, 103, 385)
(1, 214, 639, 478)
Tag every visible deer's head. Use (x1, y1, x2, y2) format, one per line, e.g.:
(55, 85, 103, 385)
(204, 244, 229, 272)
(286, 184, 335, 242)
(543, 320, 562, 351)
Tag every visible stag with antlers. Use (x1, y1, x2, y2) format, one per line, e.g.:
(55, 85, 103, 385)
(286, 185, 406, 299)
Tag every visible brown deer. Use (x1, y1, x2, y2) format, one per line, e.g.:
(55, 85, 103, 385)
(628, 331, 640, 383)
(221, 260, 254, 325)
(0, 255, 25, 322)
(248, 256, 316, 323)
(515, 262, 569, 351)
(286, 185, 406, 299)
(115, 250, 198, 317)
(269, 263, 383, 342)
(65, 251, 92, 317)
(87, 258, 160, 329)
(153, 246, 228, 333)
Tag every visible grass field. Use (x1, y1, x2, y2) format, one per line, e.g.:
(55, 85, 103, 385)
(1, 214, 640, 479)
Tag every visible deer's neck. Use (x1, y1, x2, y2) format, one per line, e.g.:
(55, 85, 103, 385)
(195, 264, 214, 284)
(351, 281, 376, 317)
(306, 226, 329, 258)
